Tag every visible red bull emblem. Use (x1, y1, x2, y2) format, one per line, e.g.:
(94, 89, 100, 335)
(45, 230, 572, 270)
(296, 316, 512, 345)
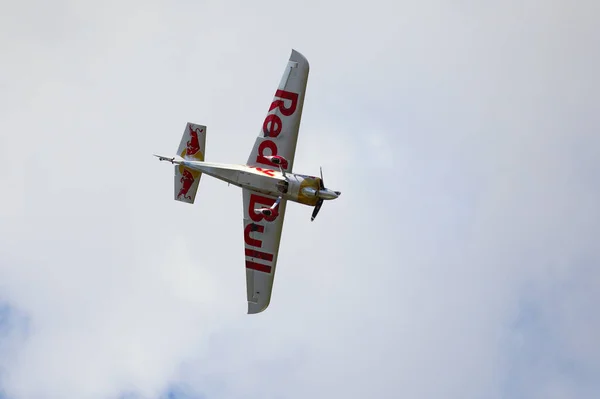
(186, 126, 203, 157)
(177, 169, 195, 200)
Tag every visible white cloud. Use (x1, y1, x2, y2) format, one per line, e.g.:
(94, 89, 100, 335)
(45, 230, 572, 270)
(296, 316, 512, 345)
(1, 0, 599, 398)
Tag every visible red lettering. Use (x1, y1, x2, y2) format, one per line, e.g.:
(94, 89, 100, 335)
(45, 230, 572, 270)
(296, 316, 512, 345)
(269, 90, 298, 116)
(244, 223, 264, 247)
(245, 249, 274, 262)
(249, 194, 277, 222)
(262, 114, 282, 137)
(256, 140, 278, 167)
(246, 260, 272, 273)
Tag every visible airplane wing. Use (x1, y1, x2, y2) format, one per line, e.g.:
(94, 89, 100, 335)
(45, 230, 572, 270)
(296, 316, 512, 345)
(242, 189, 288, 314)
(246, 49, 310, 172)
(241, 49, 309, 314)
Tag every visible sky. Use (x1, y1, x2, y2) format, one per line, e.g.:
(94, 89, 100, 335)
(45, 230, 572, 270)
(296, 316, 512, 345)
(1, 0, 599, 398)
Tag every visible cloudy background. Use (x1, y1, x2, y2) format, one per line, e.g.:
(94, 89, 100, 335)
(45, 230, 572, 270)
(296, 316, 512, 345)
(1, 0, 599, 398)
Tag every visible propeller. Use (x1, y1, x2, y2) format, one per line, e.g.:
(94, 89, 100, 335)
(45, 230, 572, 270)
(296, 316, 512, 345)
(320, 166, 324, 188)
(311, 200, 323, 221)
(311, 166, 326, 222)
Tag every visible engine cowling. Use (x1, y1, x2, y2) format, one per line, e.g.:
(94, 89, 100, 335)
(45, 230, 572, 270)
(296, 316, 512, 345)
(264, 155, 289, 170)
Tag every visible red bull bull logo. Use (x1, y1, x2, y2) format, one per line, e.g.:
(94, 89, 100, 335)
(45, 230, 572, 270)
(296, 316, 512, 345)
(180, 125, 204, 160)
(177, 168, 195, 200)
(186, 126, 202, 156)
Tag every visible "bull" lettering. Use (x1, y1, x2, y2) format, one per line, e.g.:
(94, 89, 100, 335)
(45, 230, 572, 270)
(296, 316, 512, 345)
(248, 194, 277, 222)
(244, 223, 264, 248)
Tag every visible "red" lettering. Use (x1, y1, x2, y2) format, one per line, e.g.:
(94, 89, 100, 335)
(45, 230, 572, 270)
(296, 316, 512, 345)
(255, 89, 299, 165)
(269, 90, 298, 116)
(256, 140, 278, 167)
(262, 114, 282, 137)
(248, 194, 277, 222)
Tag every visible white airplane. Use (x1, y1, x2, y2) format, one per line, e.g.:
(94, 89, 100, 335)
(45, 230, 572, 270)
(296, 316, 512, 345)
(154, 49, 341, 314)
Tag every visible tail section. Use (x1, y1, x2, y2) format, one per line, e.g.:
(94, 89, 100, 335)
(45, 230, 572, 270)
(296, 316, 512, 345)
(174, 123, 207, 204)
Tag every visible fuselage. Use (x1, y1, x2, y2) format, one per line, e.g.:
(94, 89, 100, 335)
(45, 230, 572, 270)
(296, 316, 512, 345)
(179, 159, 338, 206)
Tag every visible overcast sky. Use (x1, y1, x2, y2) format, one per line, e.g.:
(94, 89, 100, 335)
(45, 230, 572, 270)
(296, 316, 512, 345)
(1, 0, 599, 398)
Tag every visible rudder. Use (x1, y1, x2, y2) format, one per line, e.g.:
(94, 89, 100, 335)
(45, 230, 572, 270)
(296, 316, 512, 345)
(174, 123, 206, 204)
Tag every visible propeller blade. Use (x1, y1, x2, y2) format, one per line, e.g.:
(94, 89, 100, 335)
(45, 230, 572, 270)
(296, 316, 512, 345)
(319, 166, 325, 189)
(311, 199, 323, 222)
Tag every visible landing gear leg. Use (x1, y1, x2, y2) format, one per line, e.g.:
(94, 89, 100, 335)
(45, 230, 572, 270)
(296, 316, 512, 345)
(279, 165, 287, 178)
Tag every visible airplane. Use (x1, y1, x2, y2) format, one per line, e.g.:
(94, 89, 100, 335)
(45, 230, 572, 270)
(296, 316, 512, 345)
(154, 49, 341, 314)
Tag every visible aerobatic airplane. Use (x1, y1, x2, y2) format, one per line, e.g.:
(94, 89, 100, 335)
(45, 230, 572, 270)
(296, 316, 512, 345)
(154, 49, 341, 314)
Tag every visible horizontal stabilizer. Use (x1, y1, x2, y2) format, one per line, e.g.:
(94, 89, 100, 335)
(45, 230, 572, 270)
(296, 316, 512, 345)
(175, 166, 201, 204)
(173, 123, 207, 204)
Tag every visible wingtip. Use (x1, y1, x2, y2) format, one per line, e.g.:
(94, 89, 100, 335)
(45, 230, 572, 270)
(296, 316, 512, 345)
(247, 301, 269, 314)
(290, 49, 309, 67)
(247, 294, 272, 314)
